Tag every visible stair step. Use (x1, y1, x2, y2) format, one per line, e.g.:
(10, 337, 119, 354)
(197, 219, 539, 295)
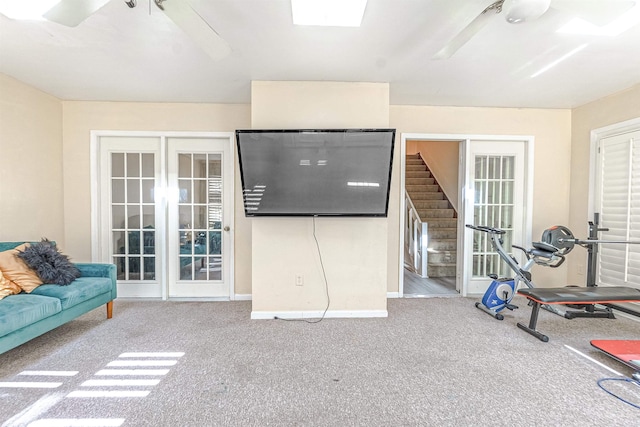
(425, 218, 457, 228)
(406, 162, 425, 168)
(409, 192, 444, 200)
(418, 208, 455, 219)
(428, 248, 456, 262)
(429, 239, 457, 250)
(427, 264, 457, 277)
(406, 171, 432, 179)
(406, 158, 424, 164)
(429, 228, 457, 239)
(406, 177, 435, 186)
(406, 184, 440, 193)
(413, 200, 450, 209)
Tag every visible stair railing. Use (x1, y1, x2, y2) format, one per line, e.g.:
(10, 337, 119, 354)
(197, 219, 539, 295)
(405, 191, 429, 278)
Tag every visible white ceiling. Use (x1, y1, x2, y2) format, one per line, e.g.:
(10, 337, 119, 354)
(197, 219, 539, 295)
(1, 0, 639, 109)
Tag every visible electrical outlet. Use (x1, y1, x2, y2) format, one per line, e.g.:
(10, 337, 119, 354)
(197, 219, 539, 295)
(295, 275, 304, 286)
(577, 264, 584, 276)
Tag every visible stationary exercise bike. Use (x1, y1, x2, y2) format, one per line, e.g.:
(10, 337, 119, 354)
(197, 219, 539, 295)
(466, 224, 569, 320)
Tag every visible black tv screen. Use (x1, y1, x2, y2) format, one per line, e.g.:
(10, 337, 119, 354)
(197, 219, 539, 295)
(236, 129, 395, 217)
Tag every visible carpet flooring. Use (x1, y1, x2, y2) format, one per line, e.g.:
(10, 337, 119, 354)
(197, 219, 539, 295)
(1, 297, 639, 426)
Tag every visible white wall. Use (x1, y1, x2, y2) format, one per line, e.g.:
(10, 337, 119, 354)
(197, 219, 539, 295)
(250, 81, 390, 317)
(0, 74, 64, 244)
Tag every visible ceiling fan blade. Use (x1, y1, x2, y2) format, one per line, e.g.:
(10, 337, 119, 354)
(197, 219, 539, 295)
(160, 0, 231, 61)
(43, 0, 112, 27)
(433, 6, 498, 60)
(552, 0, 636, 26)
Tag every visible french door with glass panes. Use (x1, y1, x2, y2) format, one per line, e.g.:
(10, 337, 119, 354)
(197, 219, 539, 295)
(166, 137, 232, 298)
(465, 140, 526, 295)
(96, 133, 233, 299)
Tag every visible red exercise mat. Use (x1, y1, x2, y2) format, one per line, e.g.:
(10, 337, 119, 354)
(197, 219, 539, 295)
(591, 340, 640, 370)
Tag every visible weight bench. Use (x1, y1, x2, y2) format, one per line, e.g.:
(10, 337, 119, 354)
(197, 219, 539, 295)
(516, 286, 640, 342)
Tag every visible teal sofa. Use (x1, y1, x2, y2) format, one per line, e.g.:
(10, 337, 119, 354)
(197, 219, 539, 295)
(0, 242, 117, 354)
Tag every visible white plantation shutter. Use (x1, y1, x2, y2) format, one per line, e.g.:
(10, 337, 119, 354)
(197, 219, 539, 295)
(596, 130, 640, 293)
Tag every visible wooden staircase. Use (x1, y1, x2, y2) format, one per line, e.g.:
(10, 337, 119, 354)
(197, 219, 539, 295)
(405, 153, 457, 277)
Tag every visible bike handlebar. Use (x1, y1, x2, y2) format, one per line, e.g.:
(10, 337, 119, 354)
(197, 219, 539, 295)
(465, 224, 506, 235)
(511, 244, 527, 254)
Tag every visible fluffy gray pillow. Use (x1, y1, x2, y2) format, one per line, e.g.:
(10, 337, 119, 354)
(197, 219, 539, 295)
(17, 239, 81, 286)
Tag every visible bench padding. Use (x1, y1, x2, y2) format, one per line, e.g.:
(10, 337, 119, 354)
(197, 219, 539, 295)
(516, 286, 640, 342)
(517, 286, 640, 304)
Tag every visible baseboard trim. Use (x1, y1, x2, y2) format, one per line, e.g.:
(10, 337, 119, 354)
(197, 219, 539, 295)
(251, 309, 388, 320)
(239, 294, 401, 301)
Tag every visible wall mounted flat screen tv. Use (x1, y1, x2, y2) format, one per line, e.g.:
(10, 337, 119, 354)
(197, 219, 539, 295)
(236, 129, 396, 217)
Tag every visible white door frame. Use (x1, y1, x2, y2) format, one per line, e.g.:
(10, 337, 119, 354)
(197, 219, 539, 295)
(398, 133, 534, 297)
(90, 130, 235, 300)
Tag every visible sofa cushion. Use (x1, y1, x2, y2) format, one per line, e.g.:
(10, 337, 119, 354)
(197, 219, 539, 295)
(30, 277, 113, 310)
(0, 242, 24, 252)
(0, 294, 62, 338)
(17, 239, 81, 286)
(0, 270, 21, 300)
(0, 244, 43, 292)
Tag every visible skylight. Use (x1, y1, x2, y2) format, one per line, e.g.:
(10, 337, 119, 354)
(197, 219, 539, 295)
(0, 0, 60, 20)
(291, 0, 368, 27)
(557, 4, 640, 36)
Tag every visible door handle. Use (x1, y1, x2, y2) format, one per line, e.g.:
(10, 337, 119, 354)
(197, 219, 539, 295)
(224, 226, 230, 232)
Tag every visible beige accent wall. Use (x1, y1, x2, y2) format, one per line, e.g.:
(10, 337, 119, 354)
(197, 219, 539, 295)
(60, 101, 252, 293)
(250, 81, 390, 316)
(407, 140, 460, 211)
(390, 106, 573, 288)
(0, 74, 64, 244)
(567, 83, 640, 285)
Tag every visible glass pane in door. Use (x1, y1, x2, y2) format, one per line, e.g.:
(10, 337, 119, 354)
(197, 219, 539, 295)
(177, 153, 223, 281)
(471, 155, 515, 278)
(111, 152, 156, 281)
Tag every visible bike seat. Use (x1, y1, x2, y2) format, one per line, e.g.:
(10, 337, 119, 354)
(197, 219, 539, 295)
(531, 241, 559, 258)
